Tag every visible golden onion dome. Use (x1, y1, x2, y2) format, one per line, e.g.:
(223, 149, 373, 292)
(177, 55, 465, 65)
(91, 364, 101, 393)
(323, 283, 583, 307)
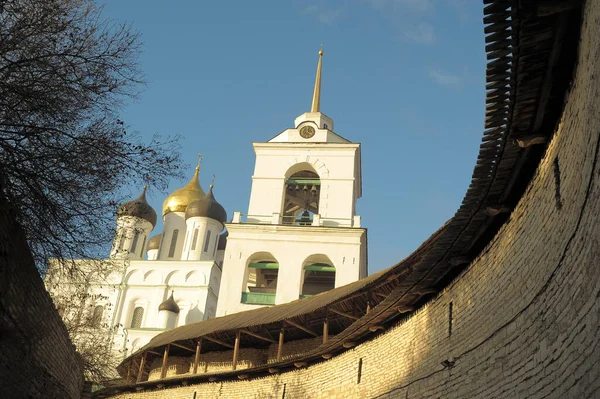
(162, 167, 206, 216)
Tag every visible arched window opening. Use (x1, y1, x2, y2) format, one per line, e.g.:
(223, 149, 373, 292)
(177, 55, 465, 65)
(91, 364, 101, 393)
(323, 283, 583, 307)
(130, 307, 144, 328)
(301, 263, 336, 297)
(242, 255, 279, 305)
(139, 235, 146, 257)
(118, 232, 126, 251)
(131, 230, 140, 253)
(168, 230, 179, 258)
(190, 228, 199, 251)
(90, 305, 104, 328)
(203, 230, 212, 253)
(301, 254, 335, 298)
(283, 170, 320, 225)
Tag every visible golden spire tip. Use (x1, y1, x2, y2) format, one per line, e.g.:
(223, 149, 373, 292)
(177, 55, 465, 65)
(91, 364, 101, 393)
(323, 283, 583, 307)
(310, 47, 324, 113)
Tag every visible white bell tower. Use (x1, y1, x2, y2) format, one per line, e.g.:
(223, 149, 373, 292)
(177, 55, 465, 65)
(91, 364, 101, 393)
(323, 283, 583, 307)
(217, 49, 368, 317)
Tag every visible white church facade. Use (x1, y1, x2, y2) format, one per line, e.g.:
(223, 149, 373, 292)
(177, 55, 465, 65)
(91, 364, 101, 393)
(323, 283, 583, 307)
(45, 49, 368, 360)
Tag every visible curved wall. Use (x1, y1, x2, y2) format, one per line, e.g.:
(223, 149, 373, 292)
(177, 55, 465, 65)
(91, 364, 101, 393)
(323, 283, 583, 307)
(108, 2, 600, 398)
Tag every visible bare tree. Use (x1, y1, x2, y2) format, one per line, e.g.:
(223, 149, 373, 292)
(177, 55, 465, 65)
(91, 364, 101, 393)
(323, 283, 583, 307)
(0, 0, 182, 271)
(46, 262, 125, 383)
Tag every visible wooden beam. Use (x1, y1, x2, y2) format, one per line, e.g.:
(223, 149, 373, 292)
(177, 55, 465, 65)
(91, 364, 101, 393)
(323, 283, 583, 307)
(147, 350, 161, 356)
(136, 352, 146, 383)
(322, 353, 333, 359)
(329, 290, 368, 308)
(329, 307, 360, 321)
(485, 205, 511, 216)
(276, 328, 285, 362)
(514, 135, 547, 148)
(232, 331, 241, 371)
(171, 342, 195, 353)
(373, 291, 387, 299)
(343, 341, 357, 349)
(203, 335, 234, 349)
(286, 319, 318, 337)
(536, 1, 578, 17)
(416, 288, 438, 296)
(294, 361, 308, 368)
(193, 338, 202, 374)
(240, 329, 276, 343)
(160, 344, 170, 379)
(369, 325, 385, 332)
(449, 256, 470, 267)
(126, 360, 132, 384)
(398, 306, 415, 314)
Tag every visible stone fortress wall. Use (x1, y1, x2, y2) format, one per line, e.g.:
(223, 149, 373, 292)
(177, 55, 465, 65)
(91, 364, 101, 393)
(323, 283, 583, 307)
(0, 201, 84, 396)
(107, 1, 600, 398)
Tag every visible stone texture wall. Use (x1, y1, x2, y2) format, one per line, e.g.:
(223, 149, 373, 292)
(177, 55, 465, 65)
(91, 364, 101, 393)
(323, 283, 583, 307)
(0, 203, 84, 396)
(106, 1, 600, 398)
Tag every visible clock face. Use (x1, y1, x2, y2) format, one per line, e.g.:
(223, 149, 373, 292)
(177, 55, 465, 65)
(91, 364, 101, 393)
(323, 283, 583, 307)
(300, 125, 315, 139)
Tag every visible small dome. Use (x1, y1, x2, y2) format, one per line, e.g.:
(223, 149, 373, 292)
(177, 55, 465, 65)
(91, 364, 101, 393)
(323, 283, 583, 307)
(185, 185, 227, 224)
(147, 234, 162, 251)
(162, 167, 206, 216)
(158, 291, 180, 314)
(218, 230, 228, 250)
(117, 187, 157, 227)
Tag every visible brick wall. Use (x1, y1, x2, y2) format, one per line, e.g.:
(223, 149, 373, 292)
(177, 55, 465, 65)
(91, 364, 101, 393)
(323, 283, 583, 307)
(105, 1, 600, 397)
(0, 203, 84, 396)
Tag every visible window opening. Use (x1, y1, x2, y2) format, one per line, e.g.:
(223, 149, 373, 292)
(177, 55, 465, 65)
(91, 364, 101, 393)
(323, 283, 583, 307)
(282, 170, 320, 225)
(90, 305, 103, 328)
(131, 230, 139, 253)
(191, 228, 199, 251)
(130, 307, 144, 328)
(448, 302, 453, 337)
(139, 235, 146, 257)
(118, 232, 126, 251)
(243, 260, 279, 305)
(168, 230, 179, 258)
(301, 263, 335, 296)
(357, 358, 363, 384)
(203, 230, 211, 253)
(553, 157, 563, 210)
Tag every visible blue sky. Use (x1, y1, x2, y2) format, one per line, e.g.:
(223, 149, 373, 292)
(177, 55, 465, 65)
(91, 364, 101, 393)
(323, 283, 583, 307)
(101, 1, 486, 273)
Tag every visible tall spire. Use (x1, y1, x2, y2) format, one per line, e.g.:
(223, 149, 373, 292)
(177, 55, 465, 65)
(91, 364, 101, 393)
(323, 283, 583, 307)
(310, 47, 324, 113)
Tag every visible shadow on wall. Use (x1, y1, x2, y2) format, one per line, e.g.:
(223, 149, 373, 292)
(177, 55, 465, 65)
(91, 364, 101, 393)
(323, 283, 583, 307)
(185, 303, 203, 324)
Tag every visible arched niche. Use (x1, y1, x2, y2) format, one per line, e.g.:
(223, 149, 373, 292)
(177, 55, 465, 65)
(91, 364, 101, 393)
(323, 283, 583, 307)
(282, 163, 321, 225)
(125, 269, 144, 285)
(185, 270, 206, 285)
(165, 270, 185, 286)
(301, 254, 336, 297)
(143, 270, 162, 285)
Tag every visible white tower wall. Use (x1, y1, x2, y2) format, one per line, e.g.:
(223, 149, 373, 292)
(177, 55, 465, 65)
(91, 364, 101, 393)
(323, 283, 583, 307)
(181, 218, 224, 261)
(159, 212, 186, 260)
(111, 216, 153, 260)
(246, 143, 361, 227)
(158, 310, 178, 330)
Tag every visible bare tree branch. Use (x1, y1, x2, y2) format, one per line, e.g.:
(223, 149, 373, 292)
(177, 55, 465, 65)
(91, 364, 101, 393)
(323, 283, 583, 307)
(0, 0, 183, 271)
